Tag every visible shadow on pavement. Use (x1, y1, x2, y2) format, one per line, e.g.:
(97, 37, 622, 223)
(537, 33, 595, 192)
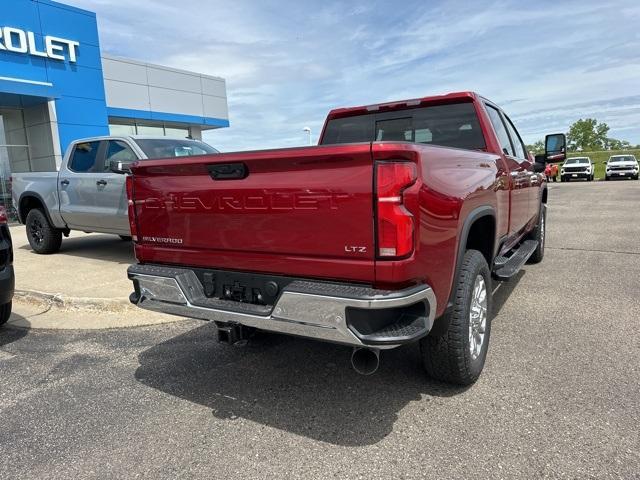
(0, 319, 29, 347)
(135, 323, 469, 446)
(492, 270, 524, 317)
(20, 234, 134, 264)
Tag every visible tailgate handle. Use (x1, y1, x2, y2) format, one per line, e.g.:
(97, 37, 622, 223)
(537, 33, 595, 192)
(207, 163, 248, 180)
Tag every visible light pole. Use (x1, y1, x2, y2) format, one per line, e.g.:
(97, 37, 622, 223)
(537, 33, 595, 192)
(303, 126, 312, 146)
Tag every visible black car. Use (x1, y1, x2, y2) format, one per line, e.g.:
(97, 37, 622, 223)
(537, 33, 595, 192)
(0, 205, 14, 327)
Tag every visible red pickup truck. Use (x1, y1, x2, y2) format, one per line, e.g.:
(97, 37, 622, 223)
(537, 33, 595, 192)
(126, 91, 565, 385)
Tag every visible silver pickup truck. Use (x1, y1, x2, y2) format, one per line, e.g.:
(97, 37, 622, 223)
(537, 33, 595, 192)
(11, 135, 218, 254)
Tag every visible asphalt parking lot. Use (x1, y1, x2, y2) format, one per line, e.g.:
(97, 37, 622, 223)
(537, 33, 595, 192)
(1, 180, 639, 479)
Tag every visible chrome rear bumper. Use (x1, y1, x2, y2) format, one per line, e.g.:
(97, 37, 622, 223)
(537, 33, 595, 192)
(128, 264, 436, 348)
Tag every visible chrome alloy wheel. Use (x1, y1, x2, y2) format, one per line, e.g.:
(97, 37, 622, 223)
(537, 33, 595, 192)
(469, 274, 487, 360)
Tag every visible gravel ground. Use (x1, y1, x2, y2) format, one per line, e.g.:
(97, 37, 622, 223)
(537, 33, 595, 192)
(1, 180, 639, 479)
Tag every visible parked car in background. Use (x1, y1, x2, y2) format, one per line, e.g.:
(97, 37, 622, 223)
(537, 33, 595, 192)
(544, 163, 559, 182)
(126, 91, 561, 385)
(605, 155, 639, 181)
(11, 136, 219, 254)
(561, 157, 594, 182)
(0, 205, 14, 327)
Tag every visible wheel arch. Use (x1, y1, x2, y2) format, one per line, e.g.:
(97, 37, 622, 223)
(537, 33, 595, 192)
(430, 205, 496, 336)
(18, 192, 54, 226)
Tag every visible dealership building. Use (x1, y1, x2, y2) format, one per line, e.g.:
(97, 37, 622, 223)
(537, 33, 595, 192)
(0, 0, 229, 187)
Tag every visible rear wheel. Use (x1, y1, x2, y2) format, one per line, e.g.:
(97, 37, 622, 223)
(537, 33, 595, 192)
(0, 301, 12, 327)
(420, 250, 492, 385)
(25, 208, 62, 254)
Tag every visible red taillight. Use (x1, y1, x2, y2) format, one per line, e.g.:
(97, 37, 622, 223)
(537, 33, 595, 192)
(125, 175, 138, 241)
(0, 206, 7, 224)
(376, 162, 417, 258)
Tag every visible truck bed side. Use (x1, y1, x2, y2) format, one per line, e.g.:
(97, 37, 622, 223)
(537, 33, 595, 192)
(11, 172, 65, 227)
(371, 142, 507, 316)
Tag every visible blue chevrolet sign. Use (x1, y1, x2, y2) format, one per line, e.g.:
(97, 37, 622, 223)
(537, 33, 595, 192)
(0, 25, 80, 62)
(1, 0, 109, 152)
(0, 0, 229, 184)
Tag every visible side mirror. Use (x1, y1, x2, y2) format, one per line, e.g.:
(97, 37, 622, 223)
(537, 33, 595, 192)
(545, 133, 566, 162)
(109, 159, 132, 174)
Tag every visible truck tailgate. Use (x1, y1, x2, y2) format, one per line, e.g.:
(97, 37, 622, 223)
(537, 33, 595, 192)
(130, 144, 376, 282)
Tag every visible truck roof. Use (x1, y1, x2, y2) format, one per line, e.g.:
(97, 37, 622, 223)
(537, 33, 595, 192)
(70, 135, 200, 142)
(325, 91, 480, 120)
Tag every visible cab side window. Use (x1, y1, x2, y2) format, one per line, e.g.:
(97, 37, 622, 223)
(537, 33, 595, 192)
(69, 141, 101, 173)
(504, 115, 527, 160)
(485, 105, 514, 157)
(104, 141, 137, 171)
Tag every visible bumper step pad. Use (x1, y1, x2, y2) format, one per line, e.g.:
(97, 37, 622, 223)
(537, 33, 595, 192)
(354, 313, 428, 345)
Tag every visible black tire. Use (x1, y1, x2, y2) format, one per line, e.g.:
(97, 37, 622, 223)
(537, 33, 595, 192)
(25, 209, 62, 254)
(634, 175, 639, 181)
(527, 203, 546, 264)
(420, 250, 492, 385)
(605, 175, 610, 181)
(0, 301, 11, 327)
(119, 235, 132, 241)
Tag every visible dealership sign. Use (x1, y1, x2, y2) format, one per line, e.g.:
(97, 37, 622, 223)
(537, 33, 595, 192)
(0, 26, 79, 62)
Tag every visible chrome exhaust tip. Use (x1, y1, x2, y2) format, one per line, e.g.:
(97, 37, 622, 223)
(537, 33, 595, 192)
(351, 347, 380, 376)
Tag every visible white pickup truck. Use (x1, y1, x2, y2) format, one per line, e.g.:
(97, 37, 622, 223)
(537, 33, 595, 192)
(11, 135, 218, 254)
(605, 154, 639, 181)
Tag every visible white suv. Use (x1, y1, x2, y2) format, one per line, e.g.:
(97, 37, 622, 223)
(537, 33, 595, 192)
(605, 155, 639, 181)
(560, 157, 594, 182)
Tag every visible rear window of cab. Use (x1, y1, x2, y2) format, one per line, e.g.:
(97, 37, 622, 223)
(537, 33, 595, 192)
(321, 102, 486, 151)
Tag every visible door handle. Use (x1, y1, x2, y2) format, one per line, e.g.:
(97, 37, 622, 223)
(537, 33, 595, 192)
(60, 179, 69, 186)
(96, 179, 107, 186)
(207, 163, 248, 180)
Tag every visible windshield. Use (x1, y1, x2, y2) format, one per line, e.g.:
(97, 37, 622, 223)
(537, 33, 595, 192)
(609, 155, 635, 163)
(565, 158, 589, 164)
(320, 102, 486, 151)
(134, 139, 219, 159)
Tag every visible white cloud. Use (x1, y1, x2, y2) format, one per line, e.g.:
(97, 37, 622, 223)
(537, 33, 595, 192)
(68, 0, 640, 149)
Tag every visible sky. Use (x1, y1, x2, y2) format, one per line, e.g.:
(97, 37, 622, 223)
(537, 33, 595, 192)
(67, 0, 640, 152)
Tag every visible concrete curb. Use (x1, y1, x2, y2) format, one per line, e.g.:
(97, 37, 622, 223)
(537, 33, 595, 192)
(14, 289, 132, 312)
(10, 291, 186, 330)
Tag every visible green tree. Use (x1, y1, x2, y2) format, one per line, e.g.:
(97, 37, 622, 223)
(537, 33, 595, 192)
(567, 118, 609, 151)
(526, 139, 545, 153)
(604, 138, 631, 150)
